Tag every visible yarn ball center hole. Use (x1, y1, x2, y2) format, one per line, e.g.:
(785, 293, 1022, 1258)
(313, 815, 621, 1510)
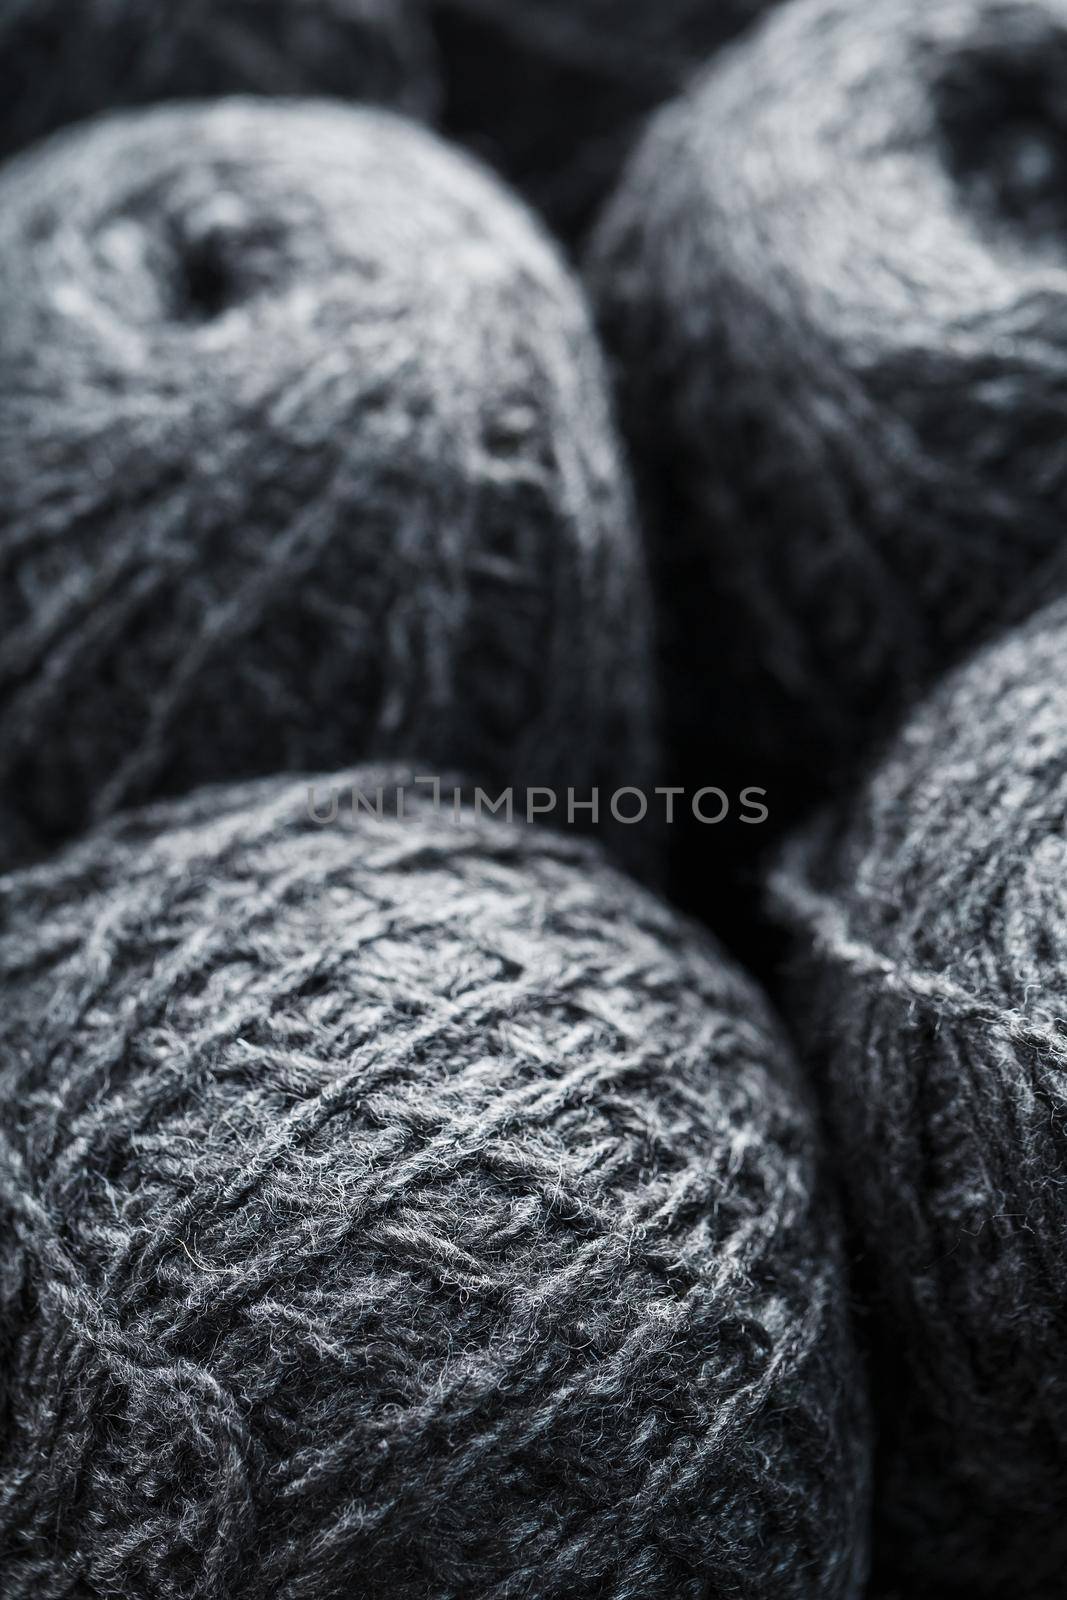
(176, 228, 235, 320)
(162, 192, 267, 323)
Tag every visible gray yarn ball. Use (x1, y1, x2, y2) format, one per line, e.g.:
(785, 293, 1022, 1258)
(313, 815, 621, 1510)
(770, 594, 1067, 1598)
(432, 0, 779, 241)
(0, 767, 870, 1600)
(589, 0, 1067, 835)
(0, 0, 437, 155)
(0, 98, 653, 868)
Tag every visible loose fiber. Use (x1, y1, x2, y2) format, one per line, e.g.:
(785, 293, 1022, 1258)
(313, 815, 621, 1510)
(770, 594, 1067, 1597)
(590, 0, 1067, 839)
(0, 98, 654, 868)
(0, 768, 870, 1599)
(431, 0, 778, 241)
(0, 0, 437, 155)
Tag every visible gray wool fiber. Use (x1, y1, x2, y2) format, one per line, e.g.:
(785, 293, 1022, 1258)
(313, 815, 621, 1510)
(589, 0, 1067, 838)
(431, 0, 780, 241)
(0, 768, 871, 1599)
(770, 594, 1067, 1598)
(0, 0, 438, 155)
(0, 97, 654, 868)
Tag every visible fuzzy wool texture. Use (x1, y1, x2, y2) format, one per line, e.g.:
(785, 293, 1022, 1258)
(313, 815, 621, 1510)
(431, 0, 778, 242)
(589, 0, 1067, 845)
(0, 0, 438, 155)
(770, 594, 1067, 1598)
(0, 769, 870, 1600)
(0, 98, 654, 870)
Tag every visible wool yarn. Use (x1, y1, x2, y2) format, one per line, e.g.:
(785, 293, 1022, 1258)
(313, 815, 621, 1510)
(431, 0, 778, 241)
(0, 0, 437, 156)
(590, 0, 1067, 841)
(0, 766, 870, 1600)
(0, 98, 654, 869)
(770, 593, 1067, 1598)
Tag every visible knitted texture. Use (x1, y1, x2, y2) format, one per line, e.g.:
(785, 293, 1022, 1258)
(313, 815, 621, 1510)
(0, 98, 654, 869)
(431, 0, 778, 241)
(0, 768, 870, 1600)
(770, 594, 1067, 1598)
(589, 0, 1067, 839)
(0, 0, 437, 155)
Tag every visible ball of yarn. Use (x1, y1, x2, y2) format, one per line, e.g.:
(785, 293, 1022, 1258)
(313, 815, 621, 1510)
(0, 0, 437, 155)
(0, 767, 870, 1600)
(432, 0, 778, 240)
(770, 594, 1067, 1597)
(590, 0, 1067, 837)
(0, 98, 653, 868)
